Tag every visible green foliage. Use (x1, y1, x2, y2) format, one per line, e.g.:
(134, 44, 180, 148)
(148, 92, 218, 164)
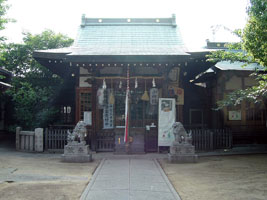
(207, 50, 248, 63)
(5, 82, 59, 129)
(0, 0, 14, 42)
(217, 74, 267, 109)
(208, 0, 267, 109)
(23, 30, 74, 50)
(243, 0, 267, 67)
(1, 30, 73, 130)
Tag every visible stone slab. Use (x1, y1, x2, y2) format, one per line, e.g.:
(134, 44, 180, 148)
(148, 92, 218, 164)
(80, 158, 181, 200)
(83, 190, 129, 200)
(130, 190, 177, 200)
(130, 181, 170, 192)
(61, 154, 92, 163)
(91, 179, 129, 190)
(168, 153, 198, 163)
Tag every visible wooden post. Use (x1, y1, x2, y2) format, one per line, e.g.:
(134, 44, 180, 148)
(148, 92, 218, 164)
(125, 65, 130, 154)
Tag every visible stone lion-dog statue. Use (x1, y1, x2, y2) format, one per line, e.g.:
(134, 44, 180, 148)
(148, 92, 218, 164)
(67, 121, 87, 144)
(172, 122, 192, 144)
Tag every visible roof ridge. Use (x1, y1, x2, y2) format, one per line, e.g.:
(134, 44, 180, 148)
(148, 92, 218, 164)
(80, 14, 177, 27)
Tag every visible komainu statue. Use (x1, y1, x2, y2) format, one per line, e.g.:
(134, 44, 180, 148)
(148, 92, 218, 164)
(67, 121, 87, 145)
(172, 122, 192, 144)
(169, 122, 197, 163)
(62, 121, 92, 163)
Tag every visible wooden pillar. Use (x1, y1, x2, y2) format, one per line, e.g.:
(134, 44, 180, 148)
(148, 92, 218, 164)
(177, 105, 184, 123)
(91, 78, 97, 151)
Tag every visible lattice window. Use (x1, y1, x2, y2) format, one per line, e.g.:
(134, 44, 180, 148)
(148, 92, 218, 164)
(80, 92, 92, 120)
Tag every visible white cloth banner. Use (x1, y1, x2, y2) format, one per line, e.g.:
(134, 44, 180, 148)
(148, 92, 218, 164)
(103, 89, 114, 129)
(158, 98, 176, 146)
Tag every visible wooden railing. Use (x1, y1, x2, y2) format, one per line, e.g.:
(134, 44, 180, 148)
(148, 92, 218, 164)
(189, 128, 232, 151)
(43, 126, 232, 152)
(96, 131, 114, 152)
(45, 128, 71, 152)
(44, 125, 96, 152)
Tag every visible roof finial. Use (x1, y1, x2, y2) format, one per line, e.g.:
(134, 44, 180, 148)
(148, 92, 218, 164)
(172, 14, 176, 27)
(81, 14, 86, 27)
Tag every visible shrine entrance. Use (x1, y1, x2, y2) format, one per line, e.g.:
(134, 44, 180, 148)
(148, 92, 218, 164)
(92, 71, 162, 153)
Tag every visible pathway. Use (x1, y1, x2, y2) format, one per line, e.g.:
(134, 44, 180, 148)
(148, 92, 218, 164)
(80, 158, 181, 200)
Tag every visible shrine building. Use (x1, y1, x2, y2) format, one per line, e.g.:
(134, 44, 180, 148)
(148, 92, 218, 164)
(33, 14, 267, 152)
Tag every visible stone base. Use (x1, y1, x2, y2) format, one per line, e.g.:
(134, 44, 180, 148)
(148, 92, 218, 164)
(170, 143, 195, 154)
(61, 154, 92, 163)
(168, 153, 198, 163)
(61, 143, 92, 163)
(169, 143, 198, 163)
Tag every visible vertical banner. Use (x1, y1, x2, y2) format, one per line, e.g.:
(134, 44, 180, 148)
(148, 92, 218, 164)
(124, 67, 130, 143)
(84, 111, 92, 125)
(103, 89, 114, 129)
(158, 98, 176, 146)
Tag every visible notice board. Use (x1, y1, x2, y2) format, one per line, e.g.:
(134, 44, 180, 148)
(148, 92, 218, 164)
(158, 98, 176, 146)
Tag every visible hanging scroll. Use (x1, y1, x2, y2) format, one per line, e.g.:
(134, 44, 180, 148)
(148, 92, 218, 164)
(103, 89, 114, 129)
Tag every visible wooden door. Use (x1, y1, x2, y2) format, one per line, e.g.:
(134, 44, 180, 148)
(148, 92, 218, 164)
(145, 127, 158, 152)
(76, 87, 95, 150)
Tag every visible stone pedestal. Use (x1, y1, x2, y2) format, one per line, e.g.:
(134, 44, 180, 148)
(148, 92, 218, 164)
(62, 142, 92, 163)
(168, 142, 198, 163)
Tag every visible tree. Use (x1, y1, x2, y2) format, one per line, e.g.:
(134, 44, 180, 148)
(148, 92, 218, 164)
(1, 30, 73, 130)
(243, 0, 267, 67)
(0, 0, 10, 42)
(207, 0, 267, 109)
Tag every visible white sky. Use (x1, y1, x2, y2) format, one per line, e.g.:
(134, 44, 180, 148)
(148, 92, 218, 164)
(2, 0, 249, 49)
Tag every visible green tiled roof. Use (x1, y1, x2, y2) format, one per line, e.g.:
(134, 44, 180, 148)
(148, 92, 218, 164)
(193, 61, 265, 83)
(35, 15, 188, 57)
(70, 15, 187, 55)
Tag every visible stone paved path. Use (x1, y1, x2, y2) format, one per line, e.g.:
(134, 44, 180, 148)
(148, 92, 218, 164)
(80, 158, 181, 200)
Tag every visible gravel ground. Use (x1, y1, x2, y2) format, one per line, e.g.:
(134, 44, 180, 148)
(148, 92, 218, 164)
(0, 145, 99, 200)
(1, 138, 267, 200)
(160, 154, 267, 200)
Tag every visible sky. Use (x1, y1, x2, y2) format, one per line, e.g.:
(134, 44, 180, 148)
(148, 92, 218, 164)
(2, 0, 249, 49)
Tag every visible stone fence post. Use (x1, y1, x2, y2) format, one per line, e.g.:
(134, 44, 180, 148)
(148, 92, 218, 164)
(34, 128, 43, 152)
(16, 127, 43, 152)
(16, 127, 21, 151)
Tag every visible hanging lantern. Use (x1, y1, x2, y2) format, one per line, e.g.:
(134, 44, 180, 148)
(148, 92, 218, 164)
(135, 77, 138, 89)
(141, 80, 149, 101)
